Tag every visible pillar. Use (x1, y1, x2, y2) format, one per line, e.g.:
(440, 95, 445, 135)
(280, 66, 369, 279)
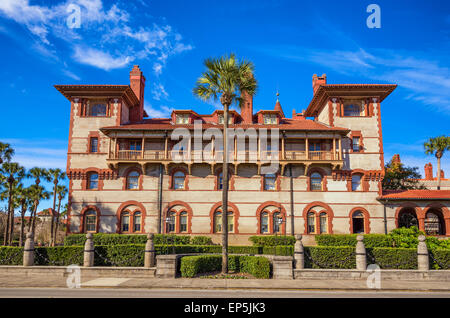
(23, 233, 34, 266)
(294, 235, 304, 269)
(84, 233, 94, 267)
(417, 235, 429, 271)
(355, 235, 366, 271)
(144, 233, 156, 268)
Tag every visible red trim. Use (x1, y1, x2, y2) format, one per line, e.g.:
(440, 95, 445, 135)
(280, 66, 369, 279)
(349, 207, 371, 234)
(122, 166, 144, 190)
(116, 200, 147, 234)
(169, 167, 189, 190)
(80, 205, 101, 233)
(302, 201, 334, 234)
(163, 200, 193, 234)
(209, 201, 240, 234)
(307, 167, 328, 192)
(87, 131, 101, 153)
(255, 201, 287, 234)
(349, 130, 364, 153)
(214, 167, 235, 191)
(81, 168, 104, 190)
(346, 170, 369, 192)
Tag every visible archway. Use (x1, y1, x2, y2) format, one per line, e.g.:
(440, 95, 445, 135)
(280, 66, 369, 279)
(398, 207, 418, 229)
(425, 209, 446, 235)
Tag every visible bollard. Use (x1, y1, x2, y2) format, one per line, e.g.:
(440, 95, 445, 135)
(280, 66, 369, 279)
(294, 234, 304, 269)
(84, 233, 94, 267)
(23, 233, 35, 266)
(355, 235, 366, 271)
(144, 233, 156, 268)
(417, 235, 429, 271)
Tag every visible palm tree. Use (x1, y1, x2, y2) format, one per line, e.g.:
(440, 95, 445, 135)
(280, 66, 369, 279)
(193, 53, 257, 273)
(53, 185, 68, 245)
(0, 162, 25, 245)
(15, 184, 33, 246)
(424, 136, 450, 190)
(0, 142, 14, 165)
(27, 184, 50, 236)
(48, 169, 67, 246)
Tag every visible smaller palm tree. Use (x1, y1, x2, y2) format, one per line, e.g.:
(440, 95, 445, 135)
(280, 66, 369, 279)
(27, 184, 51, 237)
(53, 185, 68, 246)
(0, 142, 14, 165)
(424, 136, 450, 190)
(48, 169, 66, 246)
(15, 184, 33, 246)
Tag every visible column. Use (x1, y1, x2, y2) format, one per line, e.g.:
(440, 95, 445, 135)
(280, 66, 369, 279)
(305, 137, 309, 160)
(332, 138, 336, 160)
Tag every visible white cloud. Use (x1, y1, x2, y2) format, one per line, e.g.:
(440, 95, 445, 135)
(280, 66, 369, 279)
(73, 46, 133, 71)
(151, 83, 169, 101)
(144, 101, 173, 118)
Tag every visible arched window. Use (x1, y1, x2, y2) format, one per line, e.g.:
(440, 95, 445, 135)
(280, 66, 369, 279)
(85, 210, 97, 233)
(127, 171, 140, 190)
(273, 212, 282, 233)
(90, 103, 107, 116)
(173, 171, 186, 190)
(121, 212, 130, 232)
(310, 172, 323, 191)
(227, 212, 234, 233)
(307, 212, 316, 234)
(180, 212, 188, 233)
(319, 212, 328, 234)
(133, 212, 142, 232)
(398, 209, 418, 228)
(260, 212, 269, 233)
(167, 211, 176, 233)
(425, 210, 445, 235)
(352, 211, 365, 234)
(88, 172, 98, 190)
(351, 174, 362, 191)
(214, 211, 222, 233)
(264, 174, 276, 190)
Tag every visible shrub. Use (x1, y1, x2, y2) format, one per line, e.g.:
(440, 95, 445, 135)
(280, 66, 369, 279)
(366, 247, 417, 269)
(315, 234, 393, 248)
(64, 233, 191, 246)
(179, 255, 270, 278)
(94, 244, 145, 267)
(429, 248, 450, 269)
(249, 235, 295, 246)
(191, 236, 214, 245)
(0, 247, 23, 265)
(262, 246, 293, 256)
(304, 246, 355, 269)
(34, 246, 84, 266)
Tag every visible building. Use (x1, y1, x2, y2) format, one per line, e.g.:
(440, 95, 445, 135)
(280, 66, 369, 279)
(55, 66, 450, 244)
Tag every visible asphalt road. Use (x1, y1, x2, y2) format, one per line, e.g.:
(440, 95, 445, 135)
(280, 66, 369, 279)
(0, 287, 449, 298)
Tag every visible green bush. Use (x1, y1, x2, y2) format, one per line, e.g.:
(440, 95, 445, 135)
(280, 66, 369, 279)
(34, 246, 84, 266)
(180, 255, 270, 278)
(0, 247, 23, 265)
(262, 246, 293, 256)
(366, 247, 417, 269)
(429, 248, 450, 269)
(249, 235, 295, 246)
(94, 245, 145, 267)
(64, 233, 191, 246)
(191, 236, 214, 245)
(315, 234, 393, 248)
(304, 246, 356, 269)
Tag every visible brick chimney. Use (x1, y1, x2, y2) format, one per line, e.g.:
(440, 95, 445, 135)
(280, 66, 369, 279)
(129, 65, 146, 122)
(240, 90, 253, 124)
(312, 73, 327, 94)
(392, 154, 401, 164)
(424, 163, 433, 180)
(439, 169, 445, 179)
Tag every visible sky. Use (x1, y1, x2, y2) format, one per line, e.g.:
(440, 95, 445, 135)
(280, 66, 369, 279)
(0, 0, 449, 211)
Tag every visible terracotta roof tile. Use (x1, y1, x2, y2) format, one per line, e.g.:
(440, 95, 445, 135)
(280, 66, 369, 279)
(379, 190, 450, 200)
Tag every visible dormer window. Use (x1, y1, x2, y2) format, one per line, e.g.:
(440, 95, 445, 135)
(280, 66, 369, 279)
(175, 114, 190, 124)
(218, 114, 233, 124)
(89, 103, 107, 117)
(343, 101, 365, 117)
(263, 114, 277, 124)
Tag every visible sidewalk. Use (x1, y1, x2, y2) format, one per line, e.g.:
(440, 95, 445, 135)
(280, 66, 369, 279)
(1, 274, 449, 292)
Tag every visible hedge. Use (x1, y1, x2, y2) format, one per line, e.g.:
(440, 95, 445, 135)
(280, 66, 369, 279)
(429, 249, 450, 269)
(366, 247, 417, 269)
(304, 246, 356, 269)
(315, 234, 393, 248)
(64, 234, 215, 246)
(249, 235, 295, 246)
(0, 247, 23, 265)
(180, 255, 270, 278)
(35, 247, 84, 266)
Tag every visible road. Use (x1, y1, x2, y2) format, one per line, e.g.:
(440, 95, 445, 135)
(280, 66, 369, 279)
(0, 287, 448, 298)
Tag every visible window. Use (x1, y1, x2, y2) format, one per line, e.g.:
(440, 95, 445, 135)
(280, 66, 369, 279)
(351, 174, 362, 191)
(214, 212, 222, 233)
(173, 171, 186, 190)
(85, 210, 97, 232)
(307, 212, 316, 234)
(425, 210, 444, 235)
(310, 172, 322, 191)
(398, 209, 418, 228)
(352, 137, 360, 152)
(264, 174, 276, 190)
(88, 172, 98, 190)
(90, 137, 98, 153)
(121, 212, 130, 232)
(129, 140, 142, 151)
(218, 172, 223, 190)
(218, 114, 233, 124)
(167, 212, 176, 233)
(90, 103, 107, 117)
(343, 102, 364, 116)
(273, 212, 282, 233)
(263, 114, 277, 124)
(319, 212, 328, 234)
(176, 114, 190, 124)
(352, 211, 365, 234)
(227, 212, 234, 233)
(180, 212, 188, 232)
(133, 212, 142, 232)
(127, 171, 140, 190)
(260, 212, 269, 233)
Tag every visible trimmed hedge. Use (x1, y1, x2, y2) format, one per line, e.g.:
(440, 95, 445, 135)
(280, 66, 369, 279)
(64, 234, 216, 246)
(429, 249, 450, 269)
(35, 246, 84, 266)
(0, 247, 23, 265)
(180, 255, 270, 278)
(249, 235, 295, 246)
(191, 236, 214, 245)
(315, 234, 393, 248)
(367, 247, 417, 269)
(304, 246, 356, 269)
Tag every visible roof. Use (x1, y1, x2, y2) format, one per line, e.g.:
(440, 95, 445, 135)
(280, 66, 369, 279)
(37, 208, 57, 216)
(100, 117, 350, 134)
(305, 84, 397, 117)
(378, 190, 450, 201)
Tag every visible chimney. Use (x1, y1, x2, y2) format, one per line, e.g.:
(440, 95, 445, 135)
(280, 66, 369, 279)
(392, 154, 401, 165)
(439, 169, 445, 179)
(240, 90, 253, 124)
(129, 65, 146, 122)
(424, 163, 433, 180)
(312, 73, 327, 94)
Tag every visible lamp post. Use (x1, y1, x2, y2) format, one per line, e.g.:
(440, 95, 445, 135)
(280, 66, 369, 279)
(165, 216, 175, 255)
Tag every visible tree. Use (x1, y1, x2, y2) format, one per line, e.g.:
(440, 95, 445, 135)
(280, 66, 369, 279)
(0, 142, 14, 165)
(382, 158, 426, 190)
(193, 53, 257, 273)
(15, 184, 33, 246)
(424, 136, 450, 190)
(48, 169, 67, 246)
(0, 162, 25, 245)
(28, 167, 51, 237)
(53, 185, 68, 245)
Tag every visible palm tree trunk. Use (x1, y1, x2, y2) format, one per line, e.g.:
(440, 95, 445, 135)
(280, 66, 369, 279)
(19, 203, 26, 247)
(6, 181, 13, 245)
(437, 155, 441, 190)
(53, 197, 62, 246)
(221, 103, 229, 274)
(50, 181, 57, 246)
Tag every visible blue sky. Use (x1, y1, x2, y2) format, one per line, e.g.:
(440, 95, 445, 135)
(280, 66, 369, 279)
(0, 0, 449, 211)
